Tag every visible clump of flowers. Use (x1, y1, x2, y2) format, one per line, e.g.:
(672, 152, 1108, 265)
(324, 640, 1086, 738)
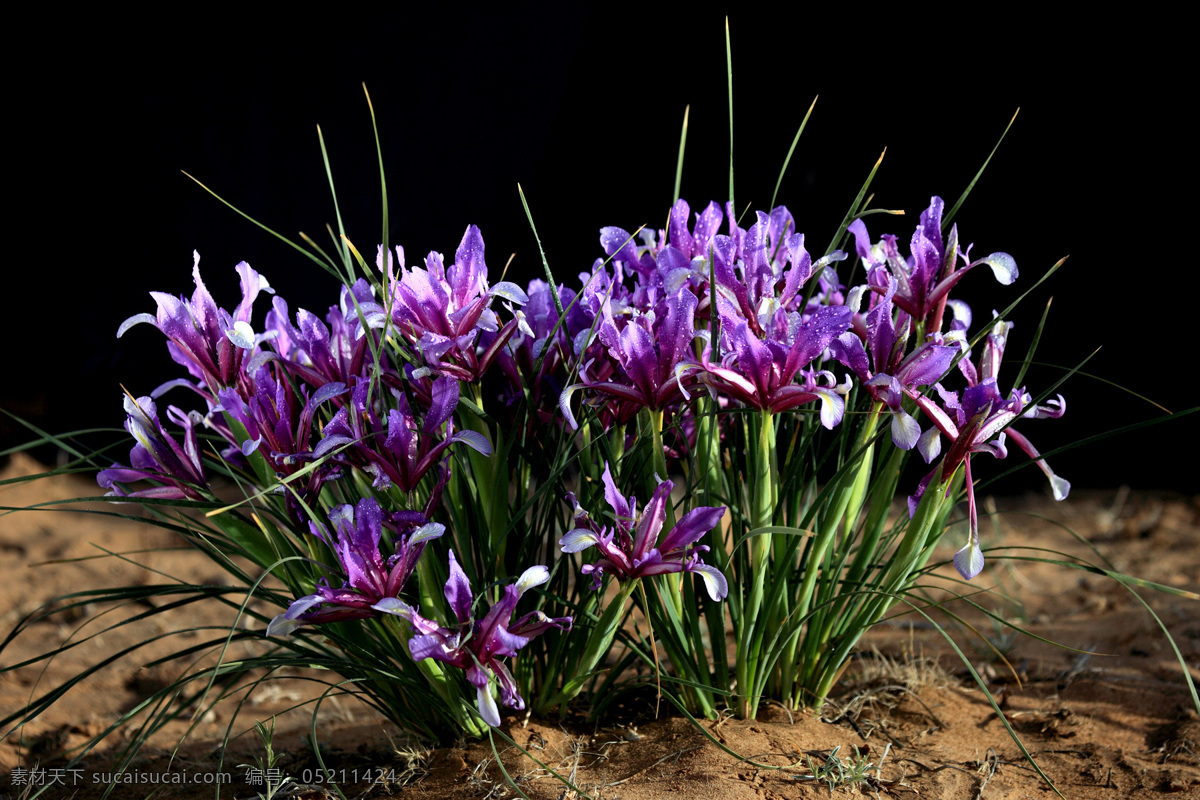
(69, 93, 1093, 755)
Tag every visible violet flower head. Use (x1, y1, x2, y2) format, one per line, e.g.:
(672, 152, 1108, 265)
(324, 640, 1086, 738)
(264, 279, 383, 389)
(559, 463, 728, 600)
(118, 252, 275, 395)
(98, 395, 207, 500)
(378, 551, 571, 726)
(559, 287, 700, 430)
(267, 497, 443, 636)
(483, 278, 576, 418)
(853, 198, 1018, 332)
(379, 226, 532, 382)
(828, 282, 958, 449)
(215, 369, 349, 519)
(700, 300, 852, 423)
(909, 319, 1069, 580)
(314, 376, 491, 494)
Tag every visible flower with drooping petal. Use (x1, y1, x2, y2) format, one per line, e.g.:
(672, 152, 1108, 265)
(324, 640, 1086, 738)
(699, 298, 852, 423)
(266, 497, 443, 636)
(559, 287, 702, 430)
(118, 252, 275, 396)
(851, 197, 1018, 333)
(215, 366, 349, 520)
(97, 395, 208, 500)
(908, 319, 1069, 579)
(376, 551, 571, 726)
(314, 376, 491, 494)
(264, 278, 385, 389)
(828, 280, 958, 449)
(559, 463, 728, 600)
(482, 278, 577, 421)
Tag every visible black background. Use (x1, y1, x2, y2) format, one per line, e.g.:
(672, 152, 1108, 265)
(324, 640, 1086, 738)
(6, 7, 1193, 493)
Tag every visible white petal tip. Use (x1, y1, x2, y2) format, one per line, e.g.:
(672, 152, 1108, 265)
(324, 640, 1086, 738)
(953, 544, 985, 581)
(558, 529, 599, 554)
(1050, 474, 1071, 501)
(981, 253, 1018, 285)
(515, 565, 550, 595)
(117, 313, 158, 338)
(266, 615, 302, 637)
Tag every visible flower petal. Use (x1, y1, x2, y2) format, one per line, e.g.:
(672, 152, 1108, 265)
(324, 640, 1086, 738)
(444, 549, 473, 624)
(476, 681, 501, 727)
(117, 313, 159, 338)
(658, 505, 726, 554)
(688, 563, 729, 601)
(891, 410, 922, 451)
(976, 252, 1018, 285)
(953, 541, 985, 580)
(448, 430, 492, 455)
(514, 565, 550, 596)
(559, 529, 601, 553)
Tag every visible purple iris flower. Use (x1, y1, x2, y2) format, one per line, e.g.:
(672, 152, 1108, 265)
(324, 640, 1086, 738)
(851, 198, 1018, 333)
(266, 497, 443, 636)
(483, 279, 577, 422)
(828, 281, 958, 449)
(264, 279, 384, 389)
(379, 226, 531, 382)
(376, 551, 571, 726)
(699, 299, 852, 423)
(314, 376, 491, 494)
(117, 252, 275, 395)
(559, 287, 701, 430)
(658, 199, 725, 296)
(559, 463, 728, 601)
(215, 367, 349, 519)
(909, 320, 1068, 579)
(98, 395, 207, 500)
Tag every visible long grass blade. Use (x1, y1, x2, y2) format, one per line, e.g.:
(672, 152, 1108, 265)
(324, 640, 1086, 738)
(181, 172, 341, 279)
(823, 148, 886, 258)
(943, 108, 1019, 229)
(725, 16, 734, 208)
(363, 83, 389, 272)
(769, 95, 817, 209)
(517, 183, 564, 319)
(1012, 296, 1053, 389)
(673, 104, 689, 204)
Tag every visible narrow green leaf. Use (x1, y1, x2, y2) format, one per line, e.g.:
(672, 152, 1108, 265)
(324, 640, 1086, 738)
(210, 513, 279, 571)
(770, 95, 817, 210)
(943, 108, 1019, 230)
(725, 16, 734, 208)
(363, 83, 389, 272)
(1012, 296, 1053, 389)
(824, 148, 886, 258)
(673, 104, 689, 204)
(182, 172, 340, 280)
(517, 183, 564, 319)
(315, 124, 352, 279)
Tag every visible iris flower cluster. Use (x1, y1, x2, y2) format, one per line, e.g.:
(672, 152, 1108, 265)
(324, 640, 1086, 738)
(101, 182, 1070, 733)
(551, 195, 1068, 582)
(101, 226, 570, 727)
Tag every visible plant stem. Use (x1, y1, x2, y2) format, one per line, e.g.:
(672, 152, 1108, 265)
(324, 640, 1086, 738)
(382, 614, 488, 737)
(789, 405, 879, 701)
(735, 409, 776, 718)
(539, 579, 638, 714)
(648, 408, 683, 621)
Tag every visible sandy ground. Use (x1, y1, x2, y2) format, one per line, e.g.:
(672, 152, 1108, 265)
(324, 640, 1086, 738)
(1, 453, 1197, 799)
